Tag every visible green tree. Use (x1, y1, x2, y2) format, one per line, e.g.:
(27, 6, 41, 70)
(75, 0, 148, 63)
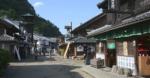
(0, 0, 62, 37)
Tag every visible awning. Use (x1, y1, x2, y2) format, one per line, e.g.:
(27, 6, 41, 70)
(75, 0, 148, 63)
(87, 25, 111, 37)
(96, 24, 150, 41)
(92, 11, 150, 41)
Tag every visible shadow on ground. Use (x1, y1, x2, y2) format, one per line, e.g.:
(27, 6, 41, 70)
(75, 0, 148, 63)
(13, 55, 56, 63)
(3, 64, 84, 78)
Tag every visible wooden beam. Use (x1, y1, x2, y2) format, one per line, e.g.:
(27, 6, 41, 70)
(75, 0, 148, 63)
(103, 9, 133, 14)
(64, 42, 71, 58)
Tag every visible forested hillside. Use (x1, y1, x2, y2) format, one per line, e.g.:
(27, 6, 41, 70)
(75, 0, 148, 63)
(0, 0, 62, 37)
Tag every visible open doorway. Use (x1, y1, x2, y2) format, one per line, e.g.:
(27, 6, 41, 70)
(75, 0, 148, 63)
(105, 40, 116, 67)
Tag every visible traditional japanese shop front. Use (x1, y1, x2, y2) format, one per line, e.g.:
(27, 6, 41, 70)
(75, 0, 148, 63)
(94, 19, 150, 76)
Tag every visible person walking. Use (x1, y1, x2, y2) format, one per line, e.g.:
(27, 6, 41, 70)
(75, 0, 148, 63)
(33, 43, 38, 60)
(49, 46, 54, 58)
(83, 45, 88, 59)
(48, 47, 52, 58)
(85, 46, 91, 65)
(83, 45, 91, 65)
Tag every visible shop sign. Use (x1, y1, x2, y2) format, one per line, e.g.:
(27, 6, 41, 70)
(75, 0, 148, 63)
(96, 53, 105, 59)
(107, 40, 115, 49)
(117, 56, 135, 70)
(77, 45, 84, 52)
(123, 41, 128, 56)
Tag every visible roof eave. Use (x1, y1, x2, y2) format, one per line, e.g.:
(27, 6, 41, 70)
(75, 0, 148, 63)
(72, 13, 106, 33)
(97, 0, 107, 9)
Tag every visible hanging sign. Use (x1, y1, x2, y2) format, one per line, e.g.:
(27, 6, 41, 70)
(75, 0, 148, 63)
(77, 45, 84, 52)
(123, 41, 128, 56)
(107, 40, 116, 49)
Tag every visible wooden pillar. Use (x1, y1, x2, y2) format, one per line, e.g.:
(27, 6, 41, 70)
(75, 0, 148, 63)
(74, 45, 77, 57)
(14, 45, 21, 61)
(133, 40, 138, 76)
(104, 42, 107, 67)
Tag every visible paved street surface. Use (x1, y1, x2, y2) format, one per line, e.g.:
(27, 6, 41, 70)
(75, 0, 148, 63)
(2, 54, 147, 78)
(3, 54, 94, 78)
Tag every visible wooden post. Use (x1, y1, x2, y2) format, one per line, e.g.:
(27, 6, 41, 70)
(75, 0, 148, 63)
(133, 40, 138, 76)
(14, 45, 21, 61)
(74, 45, 77, 57)
(64, 42, 71, 58)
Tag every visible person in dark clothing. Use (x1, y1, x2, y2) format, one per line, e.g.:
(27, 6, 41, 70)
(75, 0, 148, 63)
(84, 45, 91, 65)
(83, 45, 88, 59)
(87, 47, 91, 58)
(33, 43, 38, 60)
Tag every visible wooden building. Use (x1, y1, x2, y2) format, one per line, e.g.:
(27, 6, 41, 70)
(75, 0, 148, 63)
(62, 19, 99, 59)
(0, 18, 21, 61)
(71, 37, 96, 59)
(0, 17, 34, 61)
(88, 0, 150, 76)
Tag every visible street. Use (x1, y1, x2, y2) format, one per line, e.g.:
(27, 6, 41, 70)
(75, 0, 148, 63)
(3, 55, 94, 78)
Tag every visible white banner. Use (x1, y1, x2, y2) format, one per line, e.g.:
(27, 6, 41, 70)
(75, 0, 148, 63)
(117, 56, 135, 70)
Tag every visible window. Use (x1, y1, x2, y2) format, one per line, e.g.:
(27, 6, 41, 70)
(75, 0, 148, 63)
(119, 0, 128, 5)
(116, 41, 135, 56)
(128, 41, 135, 56)
(98, 42, 105, 54)
(111, 0, 115, 9)
(116, 41, 123, 55)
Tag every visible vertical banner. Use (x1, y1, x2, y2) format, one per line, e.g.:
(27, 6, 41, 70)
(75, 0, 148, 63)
(123, 41, 128, 56)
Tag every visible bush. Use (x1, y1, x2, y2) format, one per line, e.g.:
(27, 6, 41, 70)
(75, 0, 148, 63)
(0, 49, 11, 76)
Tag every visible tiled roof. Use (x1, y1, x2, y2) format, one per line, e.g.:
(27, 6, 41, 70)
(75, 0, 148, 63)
(72, 13, 106, 33)
(34, 34, 57, 43)
(3, 18, 20, 29)
(87, 25, 111, 37)
(0, 34, 15, 41)
(0, 18, 20, 32)
(88, 10, 150, 36)
(73, 36, 96, 43)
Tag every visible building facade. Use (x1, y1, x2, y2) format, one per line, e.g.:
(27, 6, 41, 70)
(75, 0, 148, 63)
(93, 0, 150, 76)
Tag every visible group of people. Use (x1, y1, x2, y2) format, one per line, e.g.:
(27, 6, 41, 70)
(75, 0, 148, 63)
(32, 43, 55, 60)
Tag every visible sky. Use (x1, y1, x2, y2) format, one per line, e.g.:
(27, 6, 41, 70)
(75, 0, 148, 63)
(28, 0, 102, 34)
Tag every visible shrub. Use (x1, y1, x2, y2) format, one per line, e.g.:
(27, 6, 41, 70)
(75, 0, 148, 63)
(0, 49, 11, 76)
